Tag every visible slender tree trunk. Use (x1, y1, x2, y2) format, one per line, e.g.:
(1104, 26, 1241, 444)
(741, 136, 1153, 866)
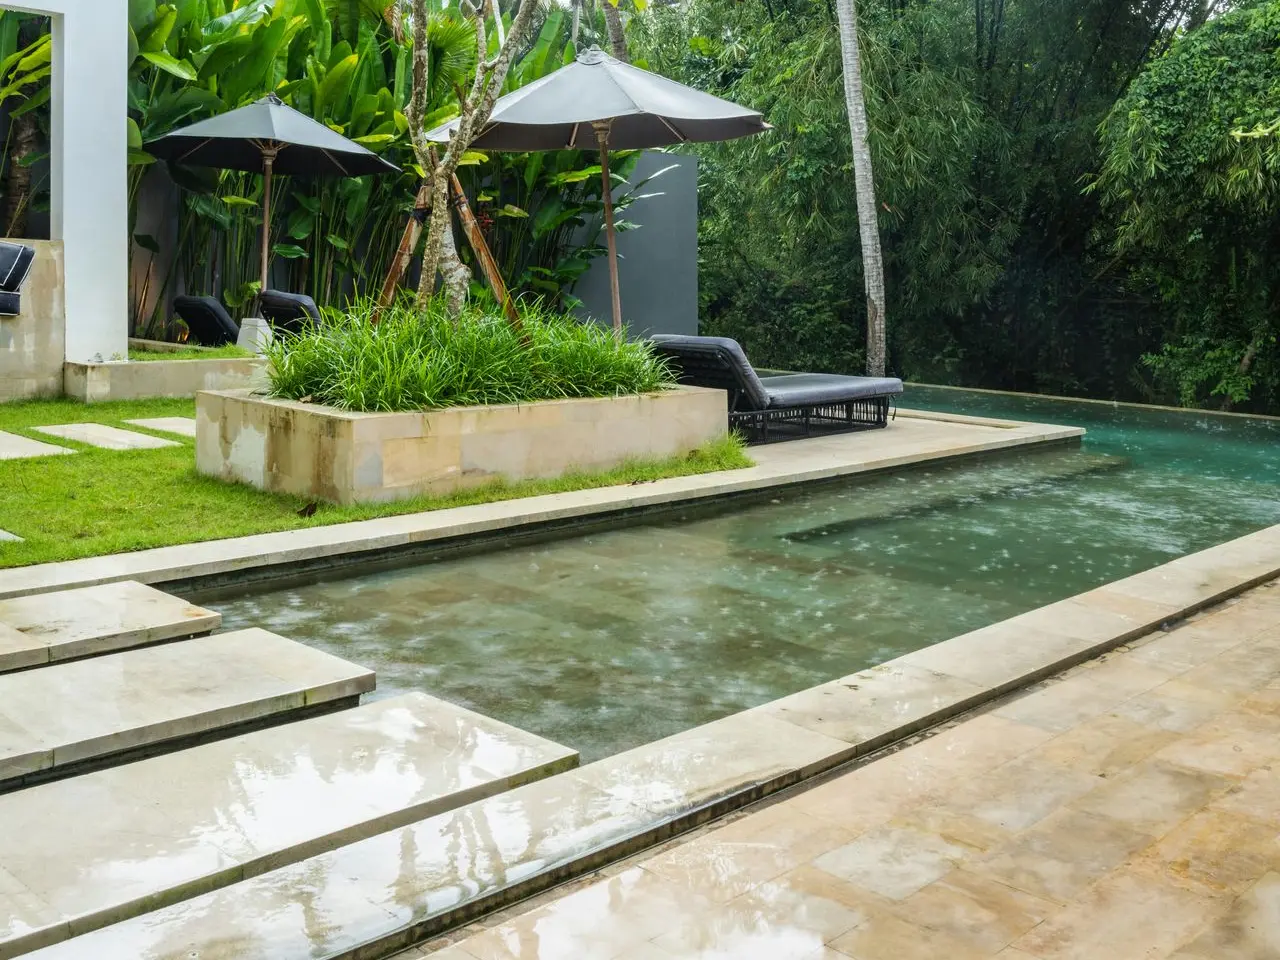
(603, 1, 629, 63)
(835, 0, 887, 377)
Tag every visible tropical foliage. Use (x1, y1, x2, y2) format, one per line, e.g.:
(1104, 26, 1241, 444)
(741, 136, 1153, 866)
(265, 296, 674, 411)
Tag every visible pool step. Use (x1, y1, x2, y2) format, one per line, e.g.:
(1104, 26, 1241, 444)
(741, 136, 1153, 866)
(0, 581, 219, 674)
(0, 628, 374, 789)
(0, 692, 579, 957)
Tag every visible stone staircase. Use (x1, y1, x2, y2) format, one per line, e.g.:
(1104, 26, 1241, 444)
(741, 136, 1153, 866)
(0, 581, 580, 959)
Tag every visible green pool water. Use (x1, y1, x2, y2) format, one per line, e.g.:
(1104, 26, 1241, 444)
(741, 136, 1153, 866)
(210, 388, 1280, 761)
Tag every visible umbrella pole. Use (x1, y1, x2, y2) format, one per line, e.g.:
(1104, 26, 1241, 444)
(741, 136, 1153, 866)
(259, 147, 278, 296)
(594, 122, 623, 336)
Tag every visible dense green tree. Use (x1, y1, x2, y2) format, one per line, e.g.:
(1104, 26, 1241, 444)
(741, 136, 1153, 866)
(1094, 0, 1280, 409)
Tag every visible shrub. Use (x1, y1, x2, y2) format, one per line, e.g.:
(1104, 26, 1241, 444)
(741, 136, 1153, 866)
(264, 299, 675, 412)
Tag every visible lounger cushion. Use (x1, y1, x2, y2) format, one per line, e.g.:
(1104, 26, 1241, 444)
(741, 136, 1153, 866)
(173, 295, 240, 347)
(760, 373, 904, 408)
(0, 291, 20, 317)
(648, 334, 771, 410)
(0, 241, 35, 294)
(260, 289, 321, 334)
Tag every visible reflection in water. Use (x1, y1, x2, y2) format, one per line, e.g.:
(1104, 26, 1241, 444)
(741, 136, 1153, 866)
(211, 389, 1280, 762)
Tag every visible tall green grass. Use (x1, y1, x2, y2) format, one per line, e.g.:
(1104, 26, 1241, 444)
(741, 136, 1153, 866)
(265, 299, 675, 412)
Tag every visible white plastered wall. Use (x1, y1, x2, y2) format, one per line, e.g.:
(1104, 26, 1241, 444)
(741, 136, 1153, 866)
(2, 0, 128, 363)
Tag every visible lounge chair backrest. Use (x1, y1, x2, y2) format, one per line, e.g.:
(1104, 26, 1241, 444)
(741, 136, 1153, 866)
(173, 295, 240, 347)
(260, 289, 321, 334)
(0, 242, 35, 294)
(649, 335, 771, 411)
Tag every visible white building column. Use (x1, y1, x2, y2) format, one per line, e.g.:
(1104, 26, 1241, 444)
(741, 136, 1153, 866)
(3, 0, 129, 363)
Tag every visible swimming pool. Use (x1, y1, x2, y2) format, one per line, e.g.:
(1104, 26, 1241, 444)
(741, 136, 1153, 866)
(210, 388, 1280, 761)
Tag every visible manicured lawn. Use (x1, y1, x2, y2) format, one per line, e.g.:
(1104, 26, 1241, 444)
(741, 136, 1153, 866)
(0, 398, 751, 569)
(128, 344, 255, 361)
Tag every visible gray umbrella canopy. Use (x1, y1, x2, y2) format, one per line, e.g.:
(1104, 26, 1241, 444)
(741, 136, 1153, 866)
(147, 93, 400, 292)
(425, 48, 768, 332)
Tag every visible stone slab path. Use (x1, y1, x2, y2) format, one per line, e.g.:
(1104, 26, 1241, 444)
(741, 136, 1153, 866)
(31, 423, 179, 451)
(0, 628, 374, 786)
(0, 430, 71, 461)
(1, 692, 579, 956)
(402, 581, 1280, 960)
(123, 417, 196, 439)
(0, 580, 220, 673)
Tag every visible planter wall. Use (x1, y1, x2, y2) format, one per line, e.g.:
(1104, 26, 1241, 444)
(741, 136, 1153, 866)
(196, 387, 728, 505)
(64, 356, 267, 403)
(0, 240, 64, 401)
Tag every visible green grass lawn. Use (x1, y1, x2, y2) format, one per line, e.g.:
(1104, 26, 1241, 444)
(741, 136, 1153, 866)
(127, 344, 255, 361)
(0, 398, 751, 569)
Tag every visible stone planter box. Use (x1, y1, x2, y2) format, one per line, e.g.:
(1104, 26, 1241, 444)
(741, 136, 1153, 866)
(195, 387, 728, 505)
(64, 355, 267, 403)
(0, 240, 64, 401)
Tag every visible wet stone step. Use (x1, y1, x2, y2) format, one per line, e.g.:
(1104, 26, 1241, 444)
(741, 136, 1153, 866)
(0, 692, 579, 957)
(0, 628, 375, 788)
(0, 581, 220, 674)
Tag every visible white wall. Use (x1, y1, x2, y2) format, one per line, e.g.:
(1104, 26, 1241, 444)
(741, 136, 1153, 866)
(2, 1, 128, 363)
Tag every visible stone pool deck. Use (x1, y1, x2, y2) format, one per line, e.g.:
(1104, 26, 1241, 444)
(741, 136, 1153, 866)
(408, 579, 1280, 960)
(0, 409, 1082, 599)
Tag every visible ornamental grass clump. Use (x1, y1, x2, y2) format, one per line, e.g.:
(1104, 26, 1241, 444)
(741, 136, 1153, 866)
(265, 299, 674, 412)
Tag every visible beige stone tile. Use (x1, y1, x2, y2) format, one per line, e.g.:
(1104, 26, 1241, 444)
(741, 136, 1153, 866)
(789, 716, 1053, 834)
(992, 660, 1168, 733)
(0, 580, 219, 663)
(1133, 808, 1280, 897)
(1170, 871, 1280, 960)
(33, 422, 180, 450)
(1211, 766, 1280, 825)
(1070, 760, 1234, 835)
(570, 711, 856, 818)
(639, 810, 853, 902)
(940, 756, 1103, 832)
(1124, 625, 1247, 674)
(974, 808, 1155, 903)
(0, 429, 74, 460)
(759, 663, 987, 752)
(124, 417, 197, 438)
(649, 866, 871, 959)
(1012, 867, 1226, 960)
(0, 622, 46, 673)
(898, 621, 1092, 692)
(1036, 712, 1179, 778)
(1110, 688, 1224, 734)
(1152, 709, 1280, 778)
(811, 824, 972, 901)
(890, 805, 1013, 857)
(827, 910, 988, 960)
(1177, 645, 1280, 695)
(889, 869, 1056, 954)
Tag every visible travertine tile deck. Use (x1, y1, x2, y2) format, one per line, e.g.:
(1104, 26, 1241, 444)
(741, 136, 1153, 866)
(31, 423, 179, 451)
(0, 692, 579, 956)
(0, 628, 374, 786)
(0, 580, 219, 673)
(0, 411, 1082, 600)
(409, 579, 1280, 960)
(23, 541, 1280, 960)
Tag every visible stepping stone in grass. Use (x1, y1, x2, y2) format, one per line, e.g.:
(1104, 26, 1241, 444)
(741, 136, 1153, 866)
(0, 430, 74, 460)
(124, 417, 197, 439)
(0, 530, 22, 542)
(32, 423, 180, 451)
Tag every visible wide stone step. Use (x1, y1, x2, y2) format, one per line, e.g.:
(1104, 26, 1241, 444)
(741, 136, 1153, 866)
(0, 692, 578, 956)
(0, 581, 219, 673)
(0, 628, 375, 788)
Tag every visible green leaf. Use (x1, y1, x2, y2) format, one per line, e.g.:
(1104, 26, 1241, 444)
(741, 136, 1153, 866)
(326, 234, 350, 250)
(497, 204, 529, 218)
(140, 50, 197, 81)
(272, 243, 309, 259)
(128, 149, 157, 167)
(221, 196, 258, 207)
(126, 117, 144, 150)
(352, 133, 395, 146)
(140, 5, 177, 53)
(133, 233, 161, 254)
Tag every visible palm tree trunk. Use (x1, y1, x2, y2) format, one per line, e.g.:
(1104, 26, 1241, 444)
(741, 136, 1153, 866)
(603, 1, 629, 63)
(835, 0, 887, 377)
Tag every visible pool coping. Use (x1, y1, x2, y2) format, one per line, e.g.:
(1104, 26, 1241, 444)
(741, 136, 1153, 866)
(30, 522, 1280, 960)
(0, 409, 1082, 601)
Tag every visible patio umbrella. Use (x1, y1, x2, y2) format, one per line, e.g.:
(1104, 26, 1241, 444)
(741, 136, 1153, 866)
(425, 46, 768, 333)
(146, 93, 401, 293)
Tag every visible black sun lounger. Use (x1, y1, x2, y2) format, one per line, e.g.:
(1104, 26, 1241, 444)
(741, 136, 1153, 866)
(173, 295, 240, 347)
(649, 334, 903, 443)
(259, 289, 322, 335)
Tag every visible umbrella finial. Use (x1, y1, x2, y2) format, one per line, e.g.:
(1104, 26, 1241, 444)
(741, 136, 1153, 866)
(578, 45, 611, 65)
(262, 92, 285, 105)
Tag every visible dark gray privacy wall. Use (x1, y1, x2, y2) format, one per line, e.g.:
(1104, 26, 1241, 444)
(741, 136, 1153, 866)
(573, 152, 698, 337)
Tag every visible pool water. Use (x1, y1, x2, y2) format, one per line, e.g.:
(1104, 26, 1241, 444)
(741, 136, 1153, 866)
(210, 388, 1280, 761)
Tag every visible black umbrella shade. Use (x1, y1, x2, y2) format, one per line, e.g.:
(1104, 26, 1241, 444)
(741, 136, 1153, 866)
(425, 47, 769, 151)
(425, 48, 768, 333)
(146, 93, 401, 176)
(146, 94, 400, 295)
